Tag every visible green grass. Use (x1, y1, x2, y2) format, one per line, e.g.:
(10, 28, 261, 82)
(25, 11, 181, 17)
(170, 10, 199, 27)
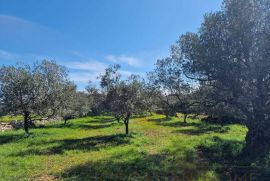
(0, 115, 23, 122)
(0, 114, 248, 180)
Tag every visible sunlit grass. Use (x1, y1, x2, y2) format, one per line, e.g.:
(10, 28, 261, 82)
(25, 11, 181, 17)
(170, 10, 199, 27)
(0, 114, 247, 180)
(0, 115, 24, 122)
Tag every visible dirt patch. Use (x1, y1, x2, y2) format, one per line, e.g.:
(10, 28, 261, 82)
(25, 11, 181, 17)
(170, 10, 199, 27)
(32, 175, 58, 181)
(144, 129, 167, 137)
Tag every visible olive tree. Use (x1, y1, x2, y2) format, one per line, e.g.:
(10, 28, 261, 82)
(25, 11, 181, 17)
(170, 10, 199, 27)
(100, 65, 146, 135)
(169, 0, 270, 157)
(99, 64, 123, 121)
(85, 82, 106, 116)
(148, 58, 196, 122)
(59, 82, 77, 124)
(59, 82, 91, 124)
(0, 60, 70, 134)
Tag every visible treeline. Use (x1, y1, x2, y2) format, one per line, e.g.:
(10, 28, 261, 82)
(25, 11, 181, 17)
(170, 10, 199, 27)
(0, 61, 149, 134)
(1, 0, 270, 164)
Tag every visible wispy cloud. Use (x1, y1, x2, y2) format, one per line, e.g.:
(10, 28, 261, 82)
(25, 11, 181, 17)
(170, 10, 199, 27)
(0, 49, 59, 63)
(0, 49, 13, 60)
(66, 60, 145, 85)
(0, 14, 58, 33)
(0, 15, 31, 27)
(0, 49, 27, 63)
(66, 61, 107, 72)
(66, 60, 107, 84)
(106, 55, 142, 67)
(0, 14, 64, 54)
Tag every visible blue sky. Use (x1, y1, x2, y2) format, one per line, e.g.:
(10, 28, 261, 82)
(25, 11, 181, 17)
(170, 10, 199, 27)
(0, 0, 222, 90)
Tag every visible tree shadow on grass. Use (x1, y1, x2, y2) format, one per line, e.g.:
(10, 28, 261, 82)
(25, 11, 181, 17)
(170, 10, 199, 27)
(84, 117, 115, 124)
(12, 134, 131, 156)
(173, 124, 230, 135)
(0, 133, 25, 145)
(148, 117, 198, 127)
(39, 122, 116, 130)
(149, 117, 230, 135)
(197, 136, 270, 180)
(57, 149, 216, 180)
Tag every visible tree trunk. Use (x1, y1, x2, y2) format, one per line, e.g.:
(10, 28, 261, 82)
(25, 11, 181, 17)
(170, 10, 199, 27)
(23, 111, 30, 134)
(125, 121, 129, 135)
(124, 113, 131, 135)
(183, 114, 187, 123)
(243, 119, 270, 159)
(64, 118, 67, 125)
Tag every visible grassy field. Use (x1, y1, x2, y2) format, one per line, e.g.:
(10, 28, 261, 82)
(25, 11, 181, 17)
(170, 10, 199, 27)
(0, 114, 248, 180)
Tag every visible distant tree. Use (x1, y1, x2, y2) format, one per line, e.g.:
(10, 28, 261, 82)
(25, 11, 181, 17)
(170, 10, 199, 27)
(100, 65, 146, 135)
(169, 0, 270, 157)
(60, 83, 91, 124)
(75, 91, 91, 117)
(59, 82, 77, 124)
(0, 60, 70, 134)
(148, 58, 196, 122)
(99, 64, 123, 121)
(140, 82, 159, 116)
(85, 82, 106, 116)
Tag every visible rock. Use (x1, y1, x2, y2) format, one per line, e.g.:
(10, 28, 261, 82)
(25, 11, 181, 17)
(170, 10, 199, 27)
(10, 120, 24, 129)
(0, 123, 13, 132)
(10, 120, 36, 129)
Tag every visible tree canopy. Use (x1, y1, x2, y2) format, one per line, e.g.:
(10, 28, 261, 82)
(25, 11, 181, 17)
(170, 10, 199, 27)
(0, 60, 72, 133)
(165, 0, 270, 157)
(100, 64, 146, 134)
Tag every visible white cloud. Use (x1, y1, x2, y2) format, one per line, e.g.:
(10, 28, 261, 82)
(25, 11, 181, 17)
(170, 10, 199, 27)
(66, 61, 107, 72)
(106, 55, 142, 67)
(66, 61, 108, 85)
